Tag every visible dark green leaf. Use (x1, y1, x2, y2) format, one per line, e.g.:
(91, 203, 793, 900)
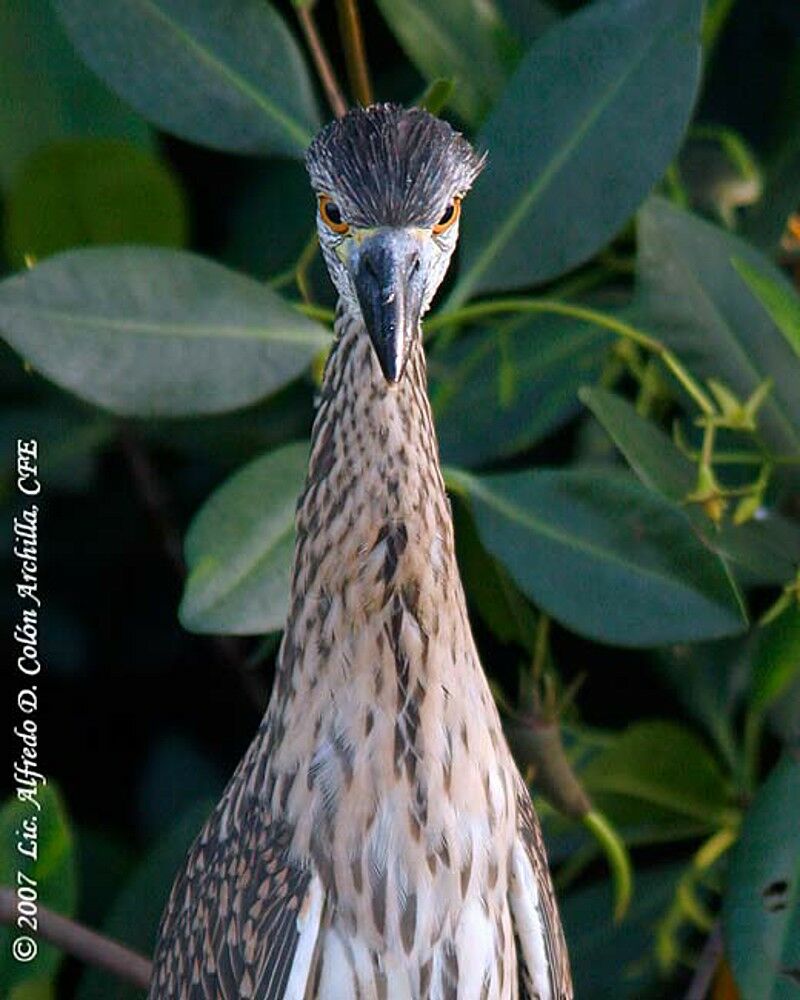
(751, 605, 800, 715)
(654, 639, 749, 775)
(733, 257, 800, 360)
(180, 443, 307, 635)
(418, 78, 456, 118)
(374, 0, 520, 125)
(9, 980, 55, 1000)
(580, 386, 695, 501)
(711, 515, 800, 588)
(77, 800, 213, 1000)
(0, 785, 77, 989)
(495, 0, 559, 48)
(449, 467, 747, 646)
(580, 721, 735, 828)
(54, 0, 320, 157)
(0, 0, 151, 191)
(637, 197, 800, 455)
(221, 160, 312, 281)
(562, 863, 683, 999)
(580, 387, 800, 587)
(723, 754, 800, 1000)
(0, 248, 330, 417)
(449, 0, 703, 302)
(452, 496, 538, 651)
(4, 139, 187, 268)
(431, 314, 611, 467)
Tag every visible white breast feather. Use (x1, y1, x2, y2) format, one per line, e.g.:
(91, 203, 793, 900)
(510, 840, 552, 1000)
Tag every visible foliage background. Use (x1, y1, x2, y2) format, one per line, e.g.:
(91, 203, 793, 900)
(1, 0, 800, 997)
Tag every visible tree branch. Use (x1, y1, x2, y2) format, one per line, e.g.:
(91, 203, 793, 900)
(336, 0, 373, 106)
(0, 887, 152, 990)
(296, 3, 348, 118)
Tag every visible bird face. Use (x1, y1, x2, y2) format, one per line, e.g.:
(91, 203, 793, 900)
(306, 104, 485, 384)
(315, 197, 461, 383)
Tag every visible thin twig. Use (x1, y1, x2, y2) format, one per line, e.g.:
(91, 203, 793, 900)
(684, 922, 724, 1000)
(296, 4, 348, 118)
(120, 427, 185, 576)
(0, 887, 152, 990)
(336, 0, 374, 106)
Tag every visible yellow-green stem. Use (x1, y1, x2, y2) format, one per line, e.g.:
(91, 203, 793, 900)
(427, 298, 716, 415)
(582, 810, 634, 922)
(295, 302, 336, 325)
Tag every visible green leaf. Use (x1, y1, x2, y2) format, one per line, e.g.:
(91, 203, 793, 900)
(580, 721, 735, 828)
(448, 467, 747, 647)
(723, 754, 800, 1000)
(751, 605, 800, 714)
(4, 138, 187, 269)
(9, 981, 55, 1000)
(654, 639, 749, 775)
(54, 0, 320, 157)
(637, 197, 800, 455)
(180, 443, 307, 635)
(77, 800, 213, 1000)
(580, 386, 695, 501)
(495, 0, 559, 48)
(0, 0, 151, 191)
(449, 0, 703, 303)
(562, 863, 684, 999)
(579, 385, 800, 587)
(221, 160, 312, 281)
(733, 257, 800, 360)
(374, 0, 520, 125)
(452, 496, 538, 652)
(0, 248, 330, 417)
(418, 78, 457, 118)
(0, 784, 77, 990)
(431, 314, 611, 467)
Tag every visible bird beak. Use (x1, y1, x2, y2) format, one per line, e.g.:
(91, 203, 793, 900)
(351, 229, 424, 384)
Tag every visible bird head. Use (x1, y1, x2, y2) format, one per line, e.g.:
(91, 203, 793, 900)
(305, 103, 485, 384)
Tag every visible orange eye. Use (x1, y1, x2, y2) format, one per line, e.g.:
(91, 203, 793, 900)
(432, 196, 461, 234)
(319, 195, 349, 234)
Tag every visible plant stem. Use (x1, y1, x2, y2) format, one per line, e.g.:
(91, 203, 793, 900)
(296, 4, 348, 118)
(336, 0, 373, 106)
(427, 297, 716, 415)
(582, 810, 634, 921)
(531, 613, 550, 685)
(0, 887, 152, 989)
(295, 301, 336, 325)
(683, 923, 724, 1000)
(294, 229, 321, 304)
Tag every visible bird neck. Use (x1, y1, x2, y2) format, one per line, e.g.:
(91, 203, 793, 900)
(273, 301, 464, 690)
(290, 303, 457, 615)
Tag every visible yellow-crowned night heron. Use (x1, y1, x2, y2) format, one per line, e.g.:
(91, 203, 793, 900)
(150, 103, 572, 1000)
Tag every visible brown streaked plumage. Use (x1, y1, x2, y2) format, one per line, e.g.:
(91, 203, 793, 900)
(150, 103, 572, 999)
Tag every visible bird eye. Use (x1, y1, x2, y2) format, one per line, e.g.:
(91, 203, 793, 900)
(319, 195, 349, 234)
(432, 197, 461, 234)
